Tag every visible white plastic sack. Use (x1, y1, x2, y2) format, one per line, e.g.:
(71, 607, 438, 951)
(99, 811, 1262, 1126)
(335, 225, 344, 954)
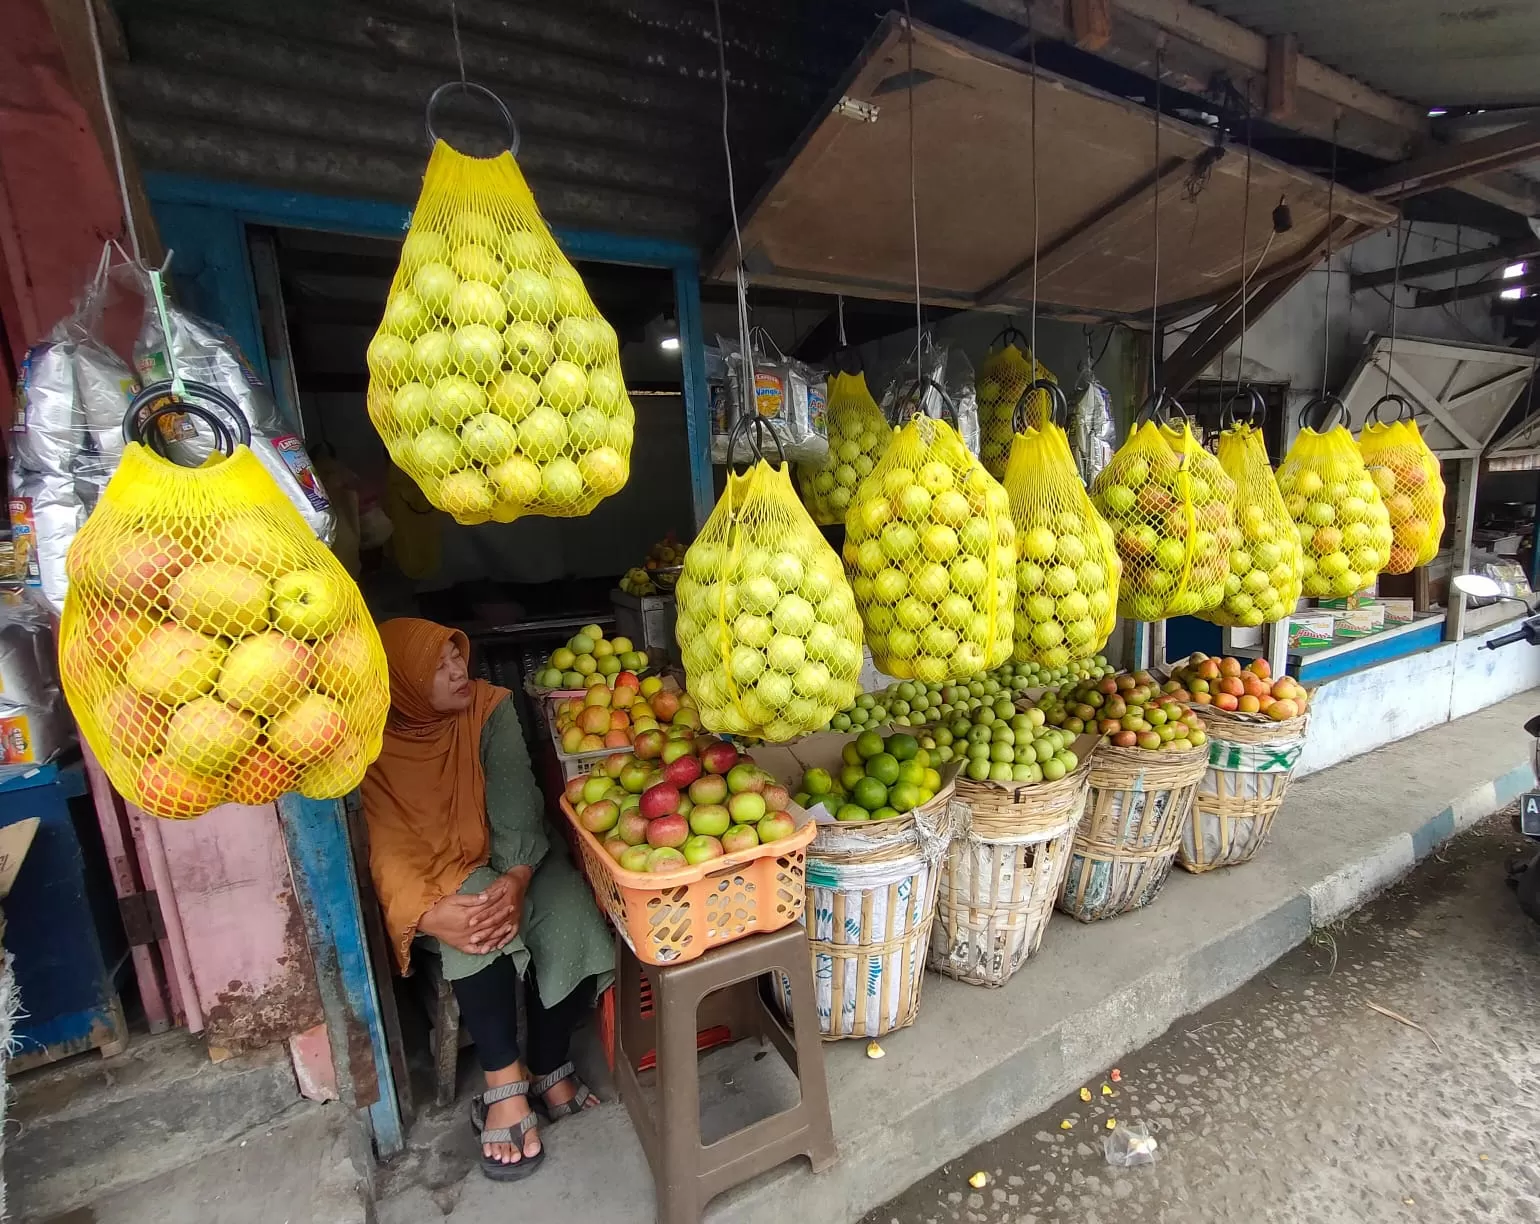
(880, 333, 980, 456)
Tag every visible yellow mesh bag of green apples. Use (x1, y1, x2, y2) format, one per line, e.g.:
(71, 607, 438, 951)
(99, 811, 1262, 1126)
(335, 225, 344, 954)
(1276, 396, 1392, 599)
(675, 421, 865, 742)
(1002, 380, 1120, 666)
(1091, 403, 1238, 621)
(977, 330, 1055, 479)
(844, 406, 1016, 683)
(796, 369, 891, 526)
(1200, 394, 1301, 627)
(366, 89, 633, 525)
(59, 393, 390, 820)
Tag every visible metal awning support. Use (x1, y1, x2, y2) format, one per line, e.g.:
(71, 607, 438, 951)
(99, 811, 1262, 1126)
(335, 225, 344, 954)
(1350, 235, 1540, 293)
(1352, 121, 1540, 202)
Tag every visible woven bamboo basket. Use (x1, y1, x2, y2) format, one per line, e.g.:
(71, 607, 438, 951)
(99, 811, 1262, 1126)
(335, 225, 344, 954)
(775, 783, 956, 1040)
(929, 768, 1089, 986)
(1179, 708, 1310, 873)
(1058, 744, 1208, 922)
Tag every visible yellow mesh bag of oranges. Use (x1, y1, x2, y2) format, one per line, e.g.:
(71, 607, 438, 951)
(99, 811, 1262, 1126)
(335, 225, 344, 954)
(60, 397, 390, 820)
(1201, 400, 1301, 627)
(366, 106, 633, 526)
(977, 332, 1055, 479)
(1276, 397, 1393, 600)
(1002, 382, 1120, 666)
(796, 369, 891, 526)
(844, 411, 1016, 682)
(1357, 396, 1446, 573)
(675, 424, 865, 742)
(1091, 409, 1238, 621)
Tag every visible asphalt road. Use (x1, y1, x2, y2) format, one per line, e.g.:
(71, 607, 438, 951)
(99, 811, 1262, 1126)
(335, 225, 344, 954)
(864, 808, 1540, 1224)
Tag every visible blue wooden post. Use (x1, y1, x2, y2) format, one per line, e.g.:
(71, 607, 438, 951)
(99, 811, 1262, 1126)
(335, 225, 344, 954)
(276, 793, 404, 1157)
(673, 261, 714, 527)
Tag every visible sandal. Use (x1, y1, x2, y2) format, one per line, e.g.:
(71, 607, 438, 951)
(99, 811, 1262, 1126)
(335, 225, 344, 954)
(470, 1081, 544, 1182)
(530, 1061, 599, 1122)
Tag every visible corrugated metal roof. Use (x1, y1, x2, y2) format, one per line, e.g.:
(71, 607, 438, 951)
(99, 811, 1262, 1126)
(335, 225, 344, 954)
(1198, 1, 1540, 109)
(108, 0, 882, 245)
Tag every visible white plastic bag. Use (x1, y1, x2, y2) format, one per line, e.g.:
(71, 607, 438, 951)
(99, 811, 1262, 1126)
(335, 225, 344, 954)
(713, 329, 828, 464)
(880, 332, 981, 456)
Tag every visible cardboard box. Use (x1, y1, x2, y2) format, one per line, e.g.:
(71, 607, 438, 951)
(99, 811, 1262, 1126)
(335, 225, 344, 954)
(1330, 605, 1387, 638)
(1378, 597, 1416, 626)
(1288, 614, 1336, 650)
(1315, 583, 1379, 610)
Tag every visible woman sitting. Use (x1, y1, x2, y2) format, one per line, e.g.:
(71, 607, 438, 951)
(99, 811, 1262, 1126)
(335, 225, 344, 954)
(362, 618, 614, 1181)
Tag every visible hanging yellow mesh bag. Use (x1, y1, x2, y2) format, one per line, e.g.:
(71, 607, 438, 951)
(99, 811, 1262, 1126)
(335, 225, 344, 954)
(844, 412, 1016, 682)
(1357, 396, 1446, 573)
(366, 126, 633, 525)
(1091, 412, 1238, 622)
(796, 370, 892, 526)
(1200, 407, 1301, 627)
(1276, 398, 1393, 600)
(977, 334, 1054, 479)
(1002, 383, 1120, 666)
(676, 429, 864, 742)
(59, 399, 390, 820)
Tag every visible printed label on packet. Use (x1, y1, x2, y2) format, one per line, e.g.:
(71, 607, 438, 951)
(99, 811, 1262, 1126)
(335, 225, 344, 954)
(271, 434, 331, 512)
(0, 715, 34, 765)
(8, 498, 39, 589)
(12, 348, 40, 432)
(807, 380, 828, 435)
(754, 371, 785, 419)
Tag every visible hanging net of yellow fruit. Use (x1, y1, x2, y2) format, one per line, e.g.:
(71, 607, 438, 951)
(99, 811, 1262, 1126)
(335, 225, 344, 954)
(1276, 396, 1393, 600)
(1357, 394, 1446, 574)
(1199, 390, 1301, 627)
(977, 328, 1055, 479)
(1091, 400, 1238, 621)
(796, 366, 892, 526)
(366, 85, 633, 525)
(844, 393, 1016, 682)
(60, 391, 390, 820)
(675, 419, 865, 742)
(1002, 380, 1121, 666)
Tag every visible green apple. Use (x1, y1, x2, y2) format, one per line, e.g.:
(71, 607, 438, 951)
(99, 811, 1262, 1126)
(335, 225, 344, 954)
(541, 457, 586, 506)
(501, 268, 557, 325)
(367, 333, 412, 380)
(380, 291, 427, 337)
(448, 280, 506, 329)
(567, 406, 608, 451)
(488, 371, 540, 422)
(451, 243, 504, 284)
(504, 321, 555, 376)
(450, 324, 503, 380)
(550, 267, 587, 316)
(391, 382, 433, 432)
(502, 230, 550, 270)
(438, 470, 497, 519)
(517, 405, 568, 457)
(411, 426, 462, 472)
(488, 455, 541, 505)
(540, 360, 588, 414)
(271, 568, 348, 639)
(401, 230, 448, 269)
(428, 375, 485, 427)
(411, 330, 453, 381)
(578, 446, 626, 496)
(587, 365, 627, 415)
(459, 412, 518, 464)
(412, 261, 458, 313)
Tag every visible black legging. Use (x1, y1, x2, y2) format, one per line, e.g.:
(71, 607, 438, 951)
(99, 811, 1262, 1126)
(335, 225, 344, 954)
(451, 958, 595, 1075)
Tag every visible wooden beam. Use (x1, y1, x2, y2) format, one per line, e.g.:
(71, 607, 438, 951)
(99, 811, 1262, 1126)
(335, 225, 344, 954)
(1413, 267, 1540, 308)
(1354, 121, 1540, 202)
(1265, 34, 1297, 121)
(1349, 235, 1540, 292)
(1067, 0, 1112, 51)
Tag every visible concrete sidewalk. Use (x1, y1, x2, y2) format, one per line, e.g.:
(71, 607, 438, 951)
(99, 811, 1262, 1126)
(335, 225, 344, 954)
(376, 691, 1538, 1224)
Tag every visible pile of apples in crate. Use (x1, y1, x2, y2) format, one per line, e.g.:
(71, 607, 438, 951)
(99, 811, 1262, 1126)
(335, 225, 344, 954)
(566, 736, 796, 874)
(1165, 653, 1308, 721)
(552, 675, 695, 755)
(533, 622, 649, 690)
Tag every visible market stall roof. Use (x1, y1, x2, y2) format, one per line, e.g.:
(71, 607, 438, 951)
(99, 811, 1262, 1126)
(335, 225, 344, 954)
(711, 15, 1396, 321)
(1337, 334, 1538, 460)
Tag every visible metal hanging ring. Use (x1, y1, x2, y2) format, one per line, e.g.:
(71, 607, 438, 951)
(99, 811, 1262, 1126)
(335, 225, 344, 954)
(425, 81, 521, 156)
(1299, 394, 1348, 432)
(1011, 378, 1067, 433)
(725, 410, 786, 471)
(1219, 384, 1267, 431)
(1368, 392, 1414, 426)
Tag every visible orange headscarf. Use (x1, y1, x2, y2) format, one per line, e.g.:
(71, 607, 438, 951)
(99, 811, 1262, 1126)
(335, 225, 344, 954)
(361, 618, 510, 972)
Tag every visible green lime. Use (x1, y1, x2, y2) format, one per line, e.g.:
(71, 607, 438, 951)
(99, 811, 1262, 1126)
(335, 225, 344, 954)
(856, 730, 885, 759)
(913, 747, 930, 768)
(842, 742, 864, 767)
(886, 732, 919, 761)
(794, 792, 812, 808)
(889, 781, 921, 811)
(839, 763, 866, 791)
(852, 776, 889, 811)
(923, 768, 941, 791)
(865, 752, 901, 786)
(835, 804, 870, 822)
(804, 767, 833, 795)
(897, 759, 926, 786)
(871, 806, 900, 822)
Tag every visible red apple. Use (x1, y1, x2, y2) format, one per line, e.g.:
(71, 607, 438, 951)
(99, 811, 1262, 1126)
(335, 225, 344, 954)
(728, 791, 766, 824)
(760, 783, 791, 812)
(645, 813, 688, 849)
(580, 799, 620, 834)
(640, 782, 680, 820)
(163, 697, 262, 776)
(267, 693, 348, 765)
(602, 835, 629, 862)
(700, 741, 739, 776)
(137, 755, 224, 819)
(756, 812, 796, 844)
(616, 811, 650, 846)
(645, 847, 688, 873)
(100, 686, 171, 761)
(649, 690, 681, 722)
(603, 752, 630, 779)
(564, 775, 588, 804)
(633, 729, 665, 760)
(726, 762, 764, 794)
(689, 774, 727, 805)
(216, 631, 316, 717)
(74, 531, 187, 609)
(662, 755, 702, 789)
(226, 746, 300, 806)
(721, 825, 759, 854)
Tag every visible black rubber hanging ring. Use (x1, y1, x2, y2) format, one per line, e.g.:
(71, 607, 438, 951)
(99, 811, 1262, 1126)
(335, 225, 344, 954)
(907, 375, 960, 429)
(726, 410, 786, 471)
(425, 80, 521, 156)
(125, 380, 251, 459)
(1010, 378, 1067, 433)
(1219, 384, 1266, 431)
(1368, 392, 1414, 426)
(1299, 394, 1348, 432)
(990, 324, 1031, 353)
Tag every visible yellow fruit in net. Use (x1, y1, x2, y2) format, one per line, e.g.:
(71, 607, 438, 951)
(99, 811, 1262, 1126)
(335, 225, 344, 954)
(976, 343, 1054, 480)
(1277, 422, 1393, 599)
(1200, 424, 1301, 627)
(1358, 415, 1445, 574)
(796, 371, 892, 525)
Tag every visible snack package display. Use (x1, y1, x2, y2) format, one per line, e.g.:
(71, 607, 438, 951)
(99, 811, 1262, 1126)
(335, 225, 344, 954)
(1357, 396, 1446, 573)
(715, 329, 827, 465)
(1066, 355, 1116, 485)
(796, 368, 892, 525)
(880, 334, 981, 456)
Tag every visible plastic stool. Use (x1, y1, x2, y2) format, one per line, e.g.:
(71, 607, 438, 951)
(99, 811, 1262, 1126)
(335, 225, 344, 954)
(613, 925, 837, 1224)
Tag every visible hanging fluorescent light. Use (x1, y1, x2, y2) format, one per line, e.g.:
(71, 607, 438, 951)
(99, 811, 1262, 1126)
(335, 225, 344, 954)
(645, 312, 680, 354)
(1504, 262, 1528, 279)
(1501, 287, 1526, 300)
(659, 335, 680, 352)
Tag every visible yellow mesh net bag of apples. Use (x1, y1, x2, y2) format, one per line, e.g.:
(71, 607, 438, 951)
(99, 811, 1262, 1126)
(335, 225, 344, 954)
(60, 403, 390, 820)
(676, 424, 865, 742)
(796, 369, 891, 526)
(1002, 382, 1120, 667)
(1357, 396, 1445, 573)
(977, 332, 1054, 479)
(844, 410, 1016, 682)
(1201, 402, 1301, 627)
(366, 104, 632, 526)
(1090, 408, 1238, 622)
(1276, 397, 1392, 600)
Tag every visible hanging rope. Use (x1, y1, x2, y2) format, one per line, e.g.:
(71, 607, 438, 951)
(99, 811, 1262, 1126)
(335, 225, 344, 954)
(711, 0, 754, 429)
(1319, 115, 1340, 399)
(903, 0, 922, 387)
(1149, 45, 1164, 396)
(85, 0, 140, 260)
(1234, 88, 1254, 403)
(1384, 212, 1405, 397)
(1028, 6, 1041, 368)
(449, 0, 468, 83)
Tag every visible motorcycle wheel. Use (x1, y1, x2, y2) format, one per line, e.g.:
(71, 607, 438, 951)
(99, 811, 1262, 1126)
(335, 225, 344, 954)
(1517, 854, 1540, 924)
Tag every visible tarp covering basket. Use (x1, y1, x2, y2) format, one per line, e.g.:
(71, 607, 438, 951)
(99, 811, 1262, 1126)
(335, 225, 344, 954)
(1179, 709, 1309, 873)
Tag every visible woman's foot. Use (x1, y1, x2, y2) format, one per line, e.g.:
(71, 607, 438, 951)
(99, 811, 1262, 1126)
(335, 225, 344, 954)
(535, 1066, 602, 1116)
(482, 1066, 541, 1167)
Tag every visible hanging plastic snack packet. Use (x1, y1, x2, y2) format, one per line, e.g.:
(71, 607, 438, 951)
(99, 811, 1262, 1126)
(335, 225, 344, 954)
(366, 87, 634, 525)
(675, 419, 863, 741)
(60, 389, 390, 820)
(796, 365, 892, 525)
(844, 406, 1015, 682)
(1067, 350, 1116, 485)
(1276, 396, 1393, 600)
(1357, 395, 1446, 573)
(976, 328, 1054, 479)
(1002, 382, 1120, 666)
(1091, 402, 1238, 622)
(881, 333, 981, 456)
(0, 589, 76, 778)
(1200, 392, 1301, 627)
(716, 328, 828, 465)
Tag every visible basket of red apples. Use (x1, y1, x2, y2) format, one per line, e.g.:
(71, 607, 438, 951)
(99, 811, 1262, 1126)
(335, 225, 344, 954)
(1164, 653, 1309, 731)
(559, 734, 815, 964)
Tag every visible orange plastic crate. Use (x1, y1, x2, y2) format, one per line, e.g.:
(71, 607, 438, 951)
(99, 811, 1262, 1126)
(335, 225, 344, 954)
(559, 796, 814, 965)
